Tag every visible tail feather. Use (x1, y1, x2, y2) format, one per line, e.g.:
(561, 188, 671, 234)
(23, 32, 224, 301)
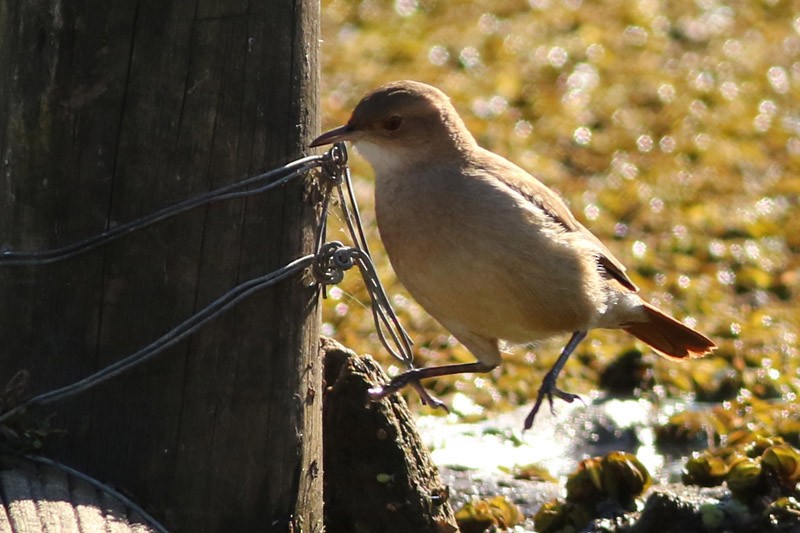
(623, 302, 716, 360)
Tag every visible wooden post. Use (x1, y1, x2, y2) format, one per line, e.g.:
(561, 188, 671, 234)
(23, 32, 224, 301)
(0, 0, 322, 531)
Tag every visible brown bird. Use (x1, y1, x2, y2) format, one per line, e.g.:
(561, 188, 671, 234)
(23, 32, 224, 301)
(311, 80, 715, 429)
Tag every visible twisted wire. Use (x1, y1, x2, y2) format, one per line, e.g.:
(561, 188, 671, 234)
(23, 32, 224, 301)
(315, 143, 415, 367)
(0, 155, 324, 266)
(0, 255, 314, 423)
(18, 453, 169, 533)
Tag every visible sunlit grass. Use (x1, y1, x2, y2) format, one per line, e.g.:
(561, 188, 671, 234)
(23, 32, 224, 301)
(318, 0, 800, 422)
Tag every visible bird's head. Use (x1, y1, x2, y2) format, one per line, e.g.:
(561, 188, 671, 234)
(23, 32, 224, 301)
(311, 80, 476, 172)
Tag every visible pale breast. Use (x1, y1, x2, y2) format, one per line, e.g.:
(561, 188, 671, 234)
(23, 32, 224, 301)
(373, 163, 605, 343)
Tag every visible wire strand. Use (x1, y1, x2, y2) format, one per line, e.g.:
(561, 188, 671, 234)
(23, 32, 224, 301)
(0, 155, 324, 266)
(316, 144, 415, 367)
(0, 255, 314, 424)
(15, 453, 169, 533)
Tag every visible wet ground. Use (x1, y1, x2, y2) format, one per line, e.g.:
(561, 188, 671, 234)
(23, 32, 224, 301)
(417, 395, 740, 531)
(417, 394, 691, 484)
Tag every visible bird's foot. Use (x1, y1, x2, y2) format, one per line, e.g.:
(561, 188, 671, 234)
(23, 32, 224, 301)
(523, 371, 584, 430)
(410, 381, 449, 411)
(367, 369, 449, 412)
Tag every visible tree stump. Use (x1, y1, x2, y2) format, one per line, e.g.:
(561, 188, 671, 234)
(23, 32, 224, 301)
(321, 337, 459, 533)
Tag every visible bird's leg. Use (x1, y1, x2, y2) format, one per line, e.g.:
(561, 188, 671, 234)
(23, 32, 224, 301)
(368, 362, 497, 411)
(524, 330, 588, 430)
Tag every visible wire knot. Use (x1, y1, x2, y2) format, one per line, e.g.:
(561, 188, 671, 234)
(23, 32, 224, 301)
(313, 241, 358, 285)
(320, 142, 348, 186)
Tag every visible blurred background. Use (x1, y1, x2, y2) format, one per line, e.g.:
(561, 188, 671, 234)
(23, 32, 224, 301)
(317, 0, 800, 449)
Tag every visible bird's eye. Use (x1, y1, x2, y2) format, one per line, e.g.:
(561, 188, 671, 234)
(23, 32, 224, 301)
(383, 115, 403, 131)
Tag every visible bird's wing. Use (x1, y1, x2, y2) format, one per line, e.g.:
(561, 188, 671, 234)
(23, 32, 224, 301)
(483, 154, 639, 293)
(523, 183, 638, 292)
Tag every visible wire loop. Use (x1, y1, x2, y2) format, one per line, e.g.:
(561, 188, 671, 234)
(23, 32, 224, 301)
(319, 141, 348, 185)
(313, 241, 352, 284)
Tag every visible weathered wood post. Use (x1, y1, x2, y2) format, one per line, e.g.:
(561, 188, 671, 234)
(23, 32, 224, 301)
(0, 0, 322, 530)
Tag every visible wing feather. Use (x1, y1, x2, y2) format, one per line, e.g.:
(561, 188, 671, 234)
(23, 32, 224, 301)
(474, 148, 639, 293)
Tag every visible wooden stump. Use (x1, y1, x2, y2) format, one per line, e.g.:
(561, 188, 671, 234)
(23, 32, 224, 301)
(0, 454, 162, 532)
(321, 337, 459, 533)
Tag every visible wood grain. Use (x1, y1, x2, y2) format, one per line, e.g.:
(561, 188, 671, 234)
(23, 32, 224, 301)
(0, 0, 321, 530)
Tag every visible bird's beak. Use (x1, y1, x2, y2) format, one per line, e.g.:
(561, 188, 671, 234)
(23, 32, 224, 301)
(310, 124, 357, 147)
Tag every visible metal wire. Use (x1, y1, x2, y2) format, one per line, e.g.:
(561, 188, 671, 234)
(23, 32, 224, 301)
(315, 143, 415, 367)
(0, 155, 325, 266)
(0, 254, 314, 424)
(0, 142, 419, 421)
(17, 453, 170, 533)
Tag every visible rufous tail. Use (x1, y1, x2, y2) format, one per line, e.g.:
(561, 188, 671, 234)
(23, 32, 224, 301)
(623, 302, 716, 359)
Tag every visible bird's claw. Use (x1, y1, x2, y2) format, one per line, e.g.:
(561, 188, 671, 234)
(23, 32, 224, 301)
(366, 368, 416, 399)
(367, 370, 449, 412)
(523, 373, 582, 430)
(411, 381, 449, 411)
(550, 388, 583, 407)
